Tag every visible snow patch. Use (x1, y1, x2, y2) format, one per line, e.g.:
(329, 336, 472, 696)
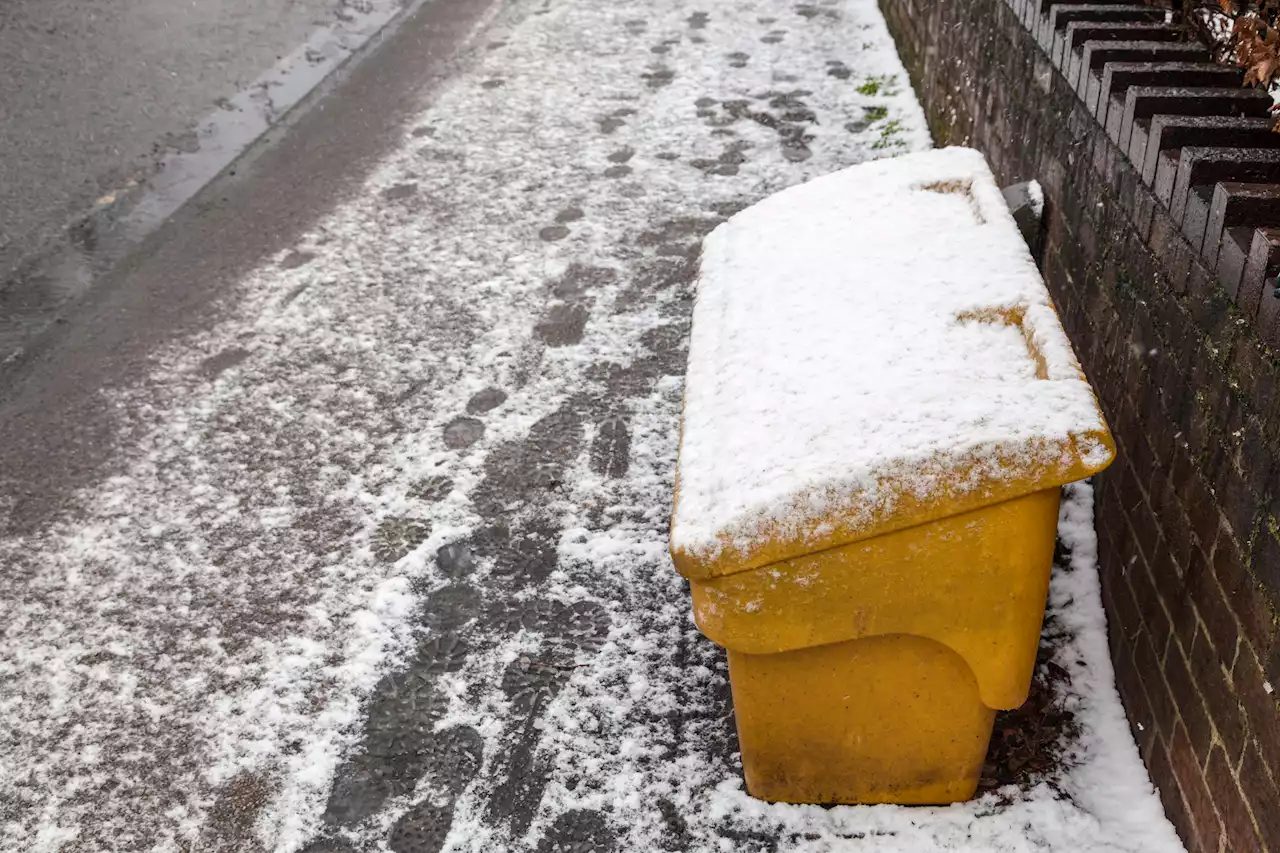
(1027, 178, 1045, 219)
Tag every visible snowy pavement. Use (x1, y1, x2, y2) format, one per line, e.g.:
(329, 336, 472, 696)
(0, 1, 1184, 852)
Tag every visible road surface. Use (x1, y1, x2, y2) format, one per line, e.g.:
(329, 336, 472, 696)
(0, 0, 409, 363)
(0, 0, 345, 280)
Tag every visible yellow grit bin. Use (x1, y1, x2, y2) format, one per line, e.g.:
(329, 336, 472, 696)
(668, 148, 1115, 805)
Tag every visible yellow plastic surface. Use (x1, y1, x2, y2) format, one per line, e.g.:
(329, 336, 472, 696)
(693, 488, 1072, 804)
(729, 635, 995, 804)
(692, 488, 1062, 711)
(667, 157, 1120, 804)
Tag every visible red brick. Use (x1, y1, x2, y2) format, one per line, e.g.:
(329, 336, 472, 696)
(1188, 405, 1220, 476)
(1187, 477, 1227, 568)
(1158, 374, 1194, 442)
(1206, 746, 1262, 853)
(1213, 535, 1249, 616)
(1223, 392, 1248, 446)
(1138, 629, 1178, 738)
(1267, 641, 1280, 697)
(1189, 628, 1247, 765)
(1150, 543, 1184, 601)
(1229, 334, 1265, 389)
(1107, 555, 1145, 644)
(1146, 456, 1172, 513)
(1233, 642, 1280, 784)
(1172, 435, 1195, 486)
(1116, 637, 1159, 762)
(1120, 368, 1144, 426)
(1238, 742, 1280, 852)
(1218, 466, 1259, 545)
(1165, 507, 1197, 581)
(1130, 424, 1160, 493)
(1204, 449, 1236, 513)
(1151, 738, 1201, 853)
(1208, 532, 1269, 650)
(1251, 527, 1280, 605)
(1098, 512, 1126, 573)
(1173, 586, 1203, 657)
(1118, 456, 1146, 512)
(1097, 521, 1123, 583)
(1131, 496, 1165, 584)
(1132, 548, 1175, 656)
(1190, 559, 1243, 672)
(1172, 725, 1226, 853)
(1237, 420, 1274, 495)
(1186, 544, 1214, 611)
(1169, 637, 1217, 763)
(1100, 545, 1121, 612)
(1172, 590, 1197, 657)
(1109, 485, 1140, 534)
(1225, 432, 1269, 541)
(1230, 567, 1278, 656)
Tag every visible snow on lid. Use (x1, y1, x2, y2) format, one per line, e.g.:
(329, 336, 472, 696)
(670, 147, 1114, 578)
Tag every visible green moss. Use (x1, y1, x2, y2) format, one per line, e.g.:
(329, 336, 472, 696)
(863, 105, 888, 122)
(856, 74, 896, 96)
(1115, 268, 1138, 305)
(871, 118, 905, 150)
(1193, 388, 1213, 422)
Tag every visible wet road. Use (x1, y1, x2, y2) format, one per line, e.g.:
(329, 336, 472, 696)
(0, 0, 341, 280)
(0, 0, 497, 533)
(0, 0, 415, 365)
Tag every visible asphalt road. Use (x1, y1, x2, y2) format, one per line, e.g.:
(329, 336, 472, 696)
(0, 0, 495, 532)
(0, 0, 340, 280)
(0, 0, 419, 364)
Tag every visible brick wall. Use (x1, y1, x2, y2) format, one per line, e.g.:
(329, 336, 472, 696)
(877, 1, 1280, 851)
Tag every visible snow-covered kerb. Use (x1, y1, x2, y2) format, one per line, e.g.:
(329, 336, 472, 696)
(671, 149, 1114, 576)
